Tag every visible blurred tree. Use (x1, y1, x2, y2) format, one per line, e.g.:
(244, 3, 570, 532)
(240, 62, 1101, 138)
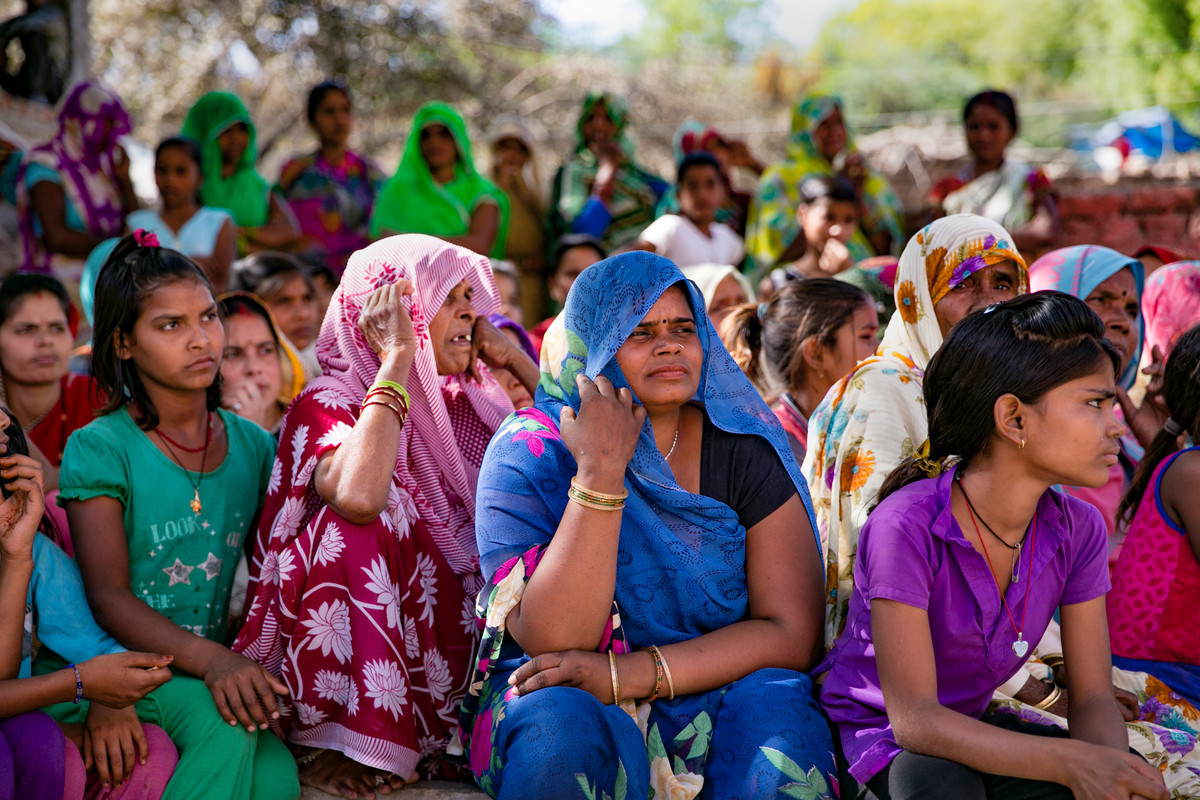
(617, 0, 772, 62)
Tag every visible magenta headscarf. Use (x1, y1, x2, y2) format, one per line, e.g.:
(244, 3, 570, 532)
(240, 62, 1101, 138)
(309, 234, 514, 574)
(1142, 261, 1200, 359)
(16, 82, 132, 273)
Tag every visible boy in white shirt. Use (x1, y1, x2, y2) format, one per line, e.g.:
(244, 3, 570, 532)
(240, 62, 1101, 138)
(636, 152, 745, 268)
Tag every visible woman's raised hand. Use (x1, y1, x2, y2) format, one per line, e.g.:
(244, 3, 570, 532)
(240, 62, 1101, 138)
(560, 375, 645, 490)
(0, 454, 45, 562)
(77, 651, 174, 707)
(358, 280, 417, 361)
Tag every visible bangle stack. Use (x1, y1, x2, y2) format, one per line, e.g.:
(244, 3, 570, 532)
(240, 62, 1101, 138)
(65, 663, 83, 704)
(363, 379, 410, 424)
(608, 650, 622, 706)
(1032, 682, 1063, 711)
(568, 478, 628, 512)
(643, 646, 665, 702)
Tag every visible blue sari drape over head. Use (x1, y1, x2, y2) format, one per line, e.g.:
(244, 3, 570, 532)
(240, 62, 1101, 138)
(456, 252, 833, 799)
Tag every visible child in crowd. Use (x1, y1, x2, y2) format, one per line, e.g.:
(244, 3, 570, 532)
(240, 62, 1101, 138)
(0, 274, 100, 495)
(1109, 324, 1200, 705)
(635, 152, 745, 269)
(527, 233, 606, 354)
(53, 232, 299, 800)
(126, 138, 237, 292)
(760, 175, 894, 324)
(229, 252, 322, 378)
(820, 291, 1168, 800)
(4, 409, 178, 800)
(722, 278, 878, 460)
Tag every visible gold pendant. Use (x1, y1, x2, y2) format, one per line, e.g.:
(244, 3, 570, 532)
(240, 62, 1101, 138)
(190, 489, 202, 515)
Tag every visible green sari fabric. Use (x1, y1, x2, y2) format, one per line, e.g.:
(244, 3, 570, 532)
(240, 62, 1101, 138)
(369, 102, 509, 259)
(181, 92, 271, 227)
(747, 93, 904, 273)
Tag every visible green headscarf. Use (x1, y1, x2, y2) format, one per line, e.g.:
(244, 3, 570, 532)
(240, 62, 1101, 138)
(787, 93, 849, 163)
(370, 102, 509, 259)
(573, 91, 634, 157)
(181, 92, 271, 227)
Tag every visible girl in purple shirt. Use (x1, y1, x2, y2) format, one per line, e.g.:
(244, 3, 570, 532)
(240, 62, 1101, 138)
(819, 291, 1168, 800)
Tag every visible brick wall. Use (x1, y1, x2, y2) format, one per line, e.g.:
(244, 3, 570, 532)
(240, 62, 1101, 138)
(1049, 179, 1200, 259)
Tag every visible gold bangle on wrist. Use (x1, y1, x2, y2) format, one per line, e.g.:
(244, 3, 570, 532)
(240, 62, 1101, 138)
(1032, 683, 1062, 711)
(608, 650, 621, 705)
(569, 477, 628, 511)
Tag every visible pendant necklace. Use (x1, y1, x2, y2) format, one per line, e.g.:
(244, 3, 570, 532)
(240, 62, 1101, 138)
(956, 473, 1025, 582)
(959, 475, 1038, 659)
(155, 413, 212, 515)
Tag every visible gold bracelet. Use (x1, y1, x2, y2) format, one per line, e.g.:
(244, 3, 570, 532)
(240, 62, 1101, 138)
(569, 477, 628, 503)
(568, 480, 627, 512)
(642, 646, 665, 702)
(608, 650, 621, 705)
(657, 646, 675, 701)
(1032, 683, 1062, 711)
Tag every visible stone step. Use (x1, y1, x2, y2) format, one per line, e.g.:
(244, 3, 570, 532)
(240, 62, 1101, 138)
(300, 781, 487, 799)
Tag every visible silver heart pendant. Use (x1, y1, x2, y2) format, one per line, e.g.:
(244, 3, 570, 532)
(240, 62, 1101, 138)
(1012, 638, 1029, 658)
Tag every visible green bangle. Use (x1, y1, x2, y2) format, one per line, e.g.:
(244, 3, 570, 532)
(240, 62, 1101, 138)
(372, 379, 410, 407)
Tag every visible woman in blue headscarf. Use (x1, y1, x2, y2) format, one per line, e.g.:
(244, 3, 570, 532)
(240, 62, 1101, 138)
(1029, 245, 1158, 537)
(456, 252, 834, 799)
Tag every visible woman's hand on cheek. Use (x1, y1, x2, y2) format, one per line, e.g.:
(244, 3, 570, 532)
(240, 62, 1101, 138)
(222, 381, 274, 429)
(507, 650, 615, 704)
(0, 454, 45, 561)
(560, 375, 645, 489)
(468, 315, 516, 382)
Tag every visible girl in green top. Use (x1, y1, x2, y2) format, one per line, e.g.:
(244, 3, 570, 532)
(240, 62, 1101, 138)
(369, 101, 510, 258)
(54, 231, 298, 800)
(181, 92, 301, 257)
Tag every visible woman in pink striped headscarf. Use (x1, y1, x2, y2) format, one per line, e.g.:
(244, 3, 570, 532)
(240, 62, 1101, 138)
(233, 234, 537, 797)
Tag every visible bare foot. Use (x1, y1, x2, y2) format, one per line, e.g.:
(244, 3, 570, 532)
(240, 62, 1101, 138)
(295, 748, 415, 799)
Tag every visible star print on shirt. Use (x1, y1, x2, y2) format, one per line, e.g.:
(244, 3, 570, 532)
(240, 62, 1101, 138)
(162, 558, 195, 587)
(199, 552, 222, 581)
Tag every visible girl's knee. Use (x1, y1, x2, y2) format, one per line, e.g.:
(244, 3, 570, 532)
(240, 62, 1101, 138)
(249, 731, 299, 800)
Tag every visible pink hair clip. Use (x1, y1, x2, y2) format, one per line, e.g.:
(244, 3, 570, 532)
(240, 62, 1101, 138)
(133, 229, 160, 248)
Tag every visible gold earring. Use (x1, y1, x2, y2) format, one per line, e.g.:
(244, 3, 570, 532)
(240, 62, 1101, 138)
(1019, 439, 1026, 450)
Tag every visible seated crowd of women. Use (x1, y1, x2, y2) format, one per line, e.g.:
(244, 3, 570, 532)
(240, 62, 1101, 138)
(4, 77, 1200, 800)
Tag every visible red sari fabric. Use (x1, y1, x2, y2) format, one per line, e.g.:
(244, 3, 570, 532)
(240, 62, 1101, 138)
(232, 234, 513, 778)
(29, 374, 101, 466)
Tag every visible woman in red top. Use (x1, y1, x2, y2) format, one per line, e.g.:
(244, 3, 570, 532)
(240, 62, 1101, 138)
(0, 274, 101, 492)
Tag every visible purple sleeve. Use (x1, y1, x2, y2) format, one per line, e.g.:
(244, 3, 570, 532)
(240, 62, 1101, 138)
(1060, 500, 1112, 605)
(860, 500, 935, 610)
